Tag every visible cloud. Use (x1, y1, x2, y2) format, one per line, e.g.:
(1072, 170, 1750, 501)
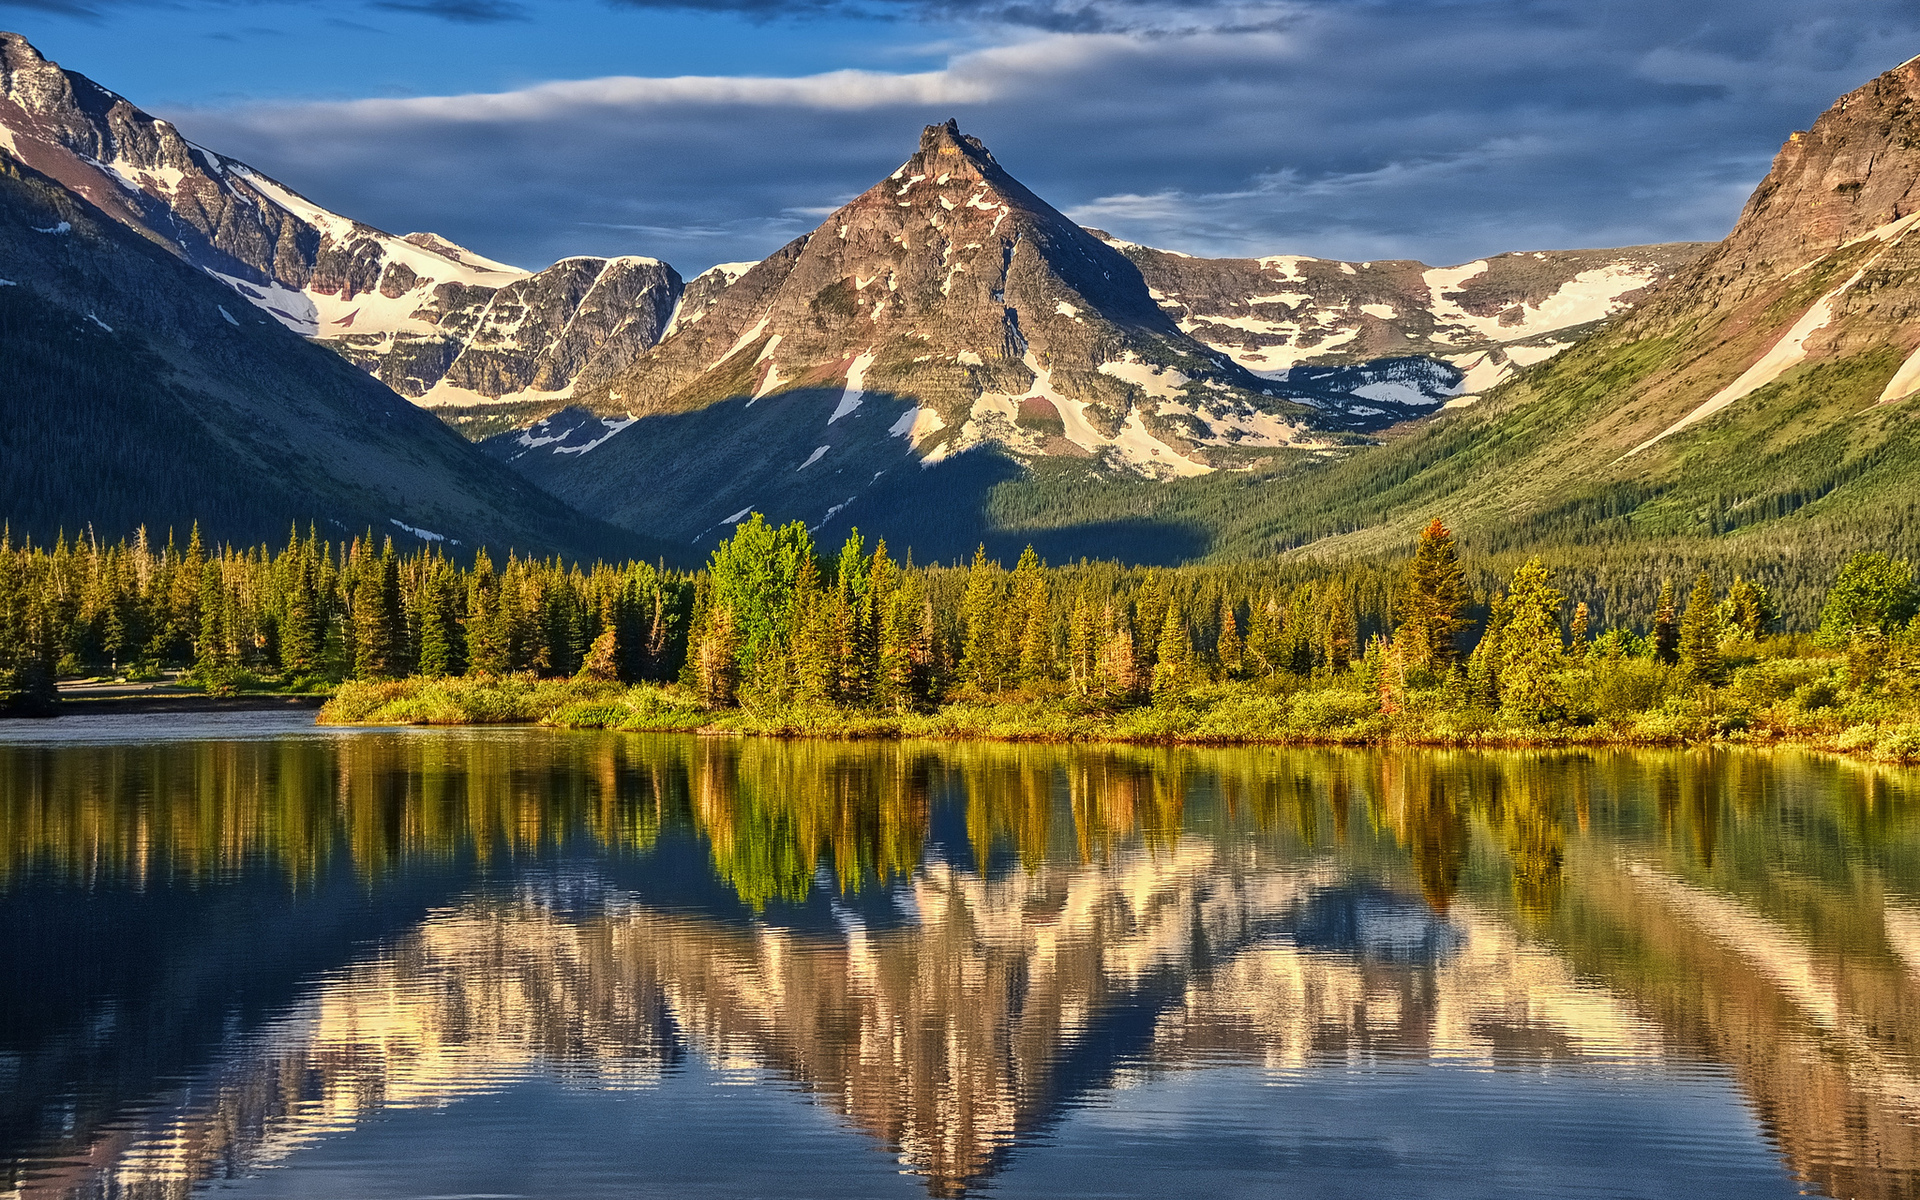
(162, 0, 1920, 272)
(372, 0, 529, 20)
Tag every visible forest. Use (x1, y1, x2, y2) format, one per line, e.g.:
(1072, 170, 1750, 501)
(2, 516, 1917, 762)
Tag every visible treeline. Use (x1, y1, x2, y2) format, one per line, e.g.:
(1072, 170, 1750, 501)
(0, 524, 691, 714)
(4, 516, 1917, 724)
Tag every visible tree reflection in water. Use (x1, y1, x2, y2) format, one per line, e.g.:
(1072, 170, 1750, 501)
(1, 731, 1918, 1199)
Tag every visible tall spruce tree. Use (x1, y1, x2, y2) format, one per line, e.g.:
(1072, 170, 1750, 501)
(1652, 579, 1679, 665)
(1678, 570, 1725, 686)
(1399, 518, 1469, 673)
(1152, 602, 1192, 705)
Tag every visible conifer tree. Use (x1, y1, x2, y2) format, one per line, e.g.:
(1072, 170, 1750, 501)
(1722, 576, 1775, 641)
(1216, 597, 1245, 681)
(697, 603, 741, 707)
(1467, 593, 1512, 710)
(1677, 570, 1725, 687)
(1152, 602, 1192, 705)
(1012, 548, 1053, 685)
(354, 543, 403, 680)
(1498, 558, 1566, 722)
(1652, 579, 1679, 665)
(1568, 602, 1591, 660)
(1066, 591, 1098, 694)
(466, 550, 507, 675)
(1322, 588, 1356, 676)
(959, 546, 1005, 694)
(416, 565, 463, 677)
(1399, 518, 1469, 673)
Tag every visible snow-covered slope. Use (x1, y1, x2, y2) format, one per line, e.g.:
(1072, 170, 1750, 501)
(0, 32, 680, 409)
(1103, 238, 1711, 406)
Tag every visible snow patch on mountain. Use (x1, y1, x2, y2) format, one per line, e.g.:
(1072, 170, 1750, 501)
(1631, 241, 1903, 454)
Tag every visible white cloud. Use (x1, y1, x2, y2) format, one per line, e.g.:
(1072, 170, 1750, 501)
(162, 1, 1920, 273)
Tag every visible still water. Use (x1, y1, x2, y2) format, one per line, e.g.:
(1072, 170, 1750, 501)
(2, 714, 1918, 1199)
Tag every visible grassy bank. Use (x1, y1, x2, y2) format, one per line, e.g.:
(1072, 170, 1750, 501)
(318, 653, 1920, 764)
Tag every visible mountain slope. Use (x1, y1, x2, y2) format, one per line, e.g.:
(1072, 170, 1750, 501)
(0, 142, 656, 558)
(1106, 239, 1710, 402)
(494, 121, 1433, 551)
(975, 53, 1920, 607)
(0, 32, 681, 412)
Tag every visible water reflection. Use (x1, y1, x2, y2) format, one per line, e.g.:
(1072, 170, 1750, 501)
(2, 728, 1919, 1198)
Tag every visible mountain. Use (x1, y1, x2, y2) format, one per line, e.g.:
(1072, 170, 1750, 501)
(491, 121, 1456, 555)
(1103, 238, 1710, 403)
(0, 32, 681, 417)
(0, 111, 656, 558)
(975, 53, 1920, 605)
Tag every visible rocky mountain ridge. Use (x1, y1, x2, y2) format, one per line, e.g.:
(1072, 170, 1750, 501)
(0, 32, 680, 410)
(1129, 51, 1920, 566)
(1105, 239, 1711, 405)
(0, 128, 651, 557)
(493, 120, 1406, 550)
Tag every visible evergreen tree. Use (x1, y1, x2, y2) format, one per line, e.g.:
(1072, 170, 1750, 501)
(1498, 558, 1566, 723)
(1398, 518, 1469, 673)
(1678, 570, 1725, 686)
(959, 546, 1005, 694)
(1012, 547, 1053, 685)
(416, 564, 463, 677)
(697, 603, 741, 706)
(1067, 591, 1098, 695)
(1152, 602, 1192, 705)
(354, 542, 403, 680)
(1568, 602, 1591, 660)
(1652, 579, 1679, 665)
(1216, 598, 1245, 681)
(1322, 588, 1356, 676)
(1722, 576, 1776, 641)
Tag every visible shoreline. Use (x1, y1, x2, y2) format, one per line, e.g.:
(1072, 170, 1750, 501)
(311, 706, 1920, 764)
(33, 693, 328, 717)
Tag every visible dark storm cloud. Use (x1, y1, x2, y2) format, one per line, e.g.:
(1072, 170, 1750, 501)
(163, 0, 1920, 273)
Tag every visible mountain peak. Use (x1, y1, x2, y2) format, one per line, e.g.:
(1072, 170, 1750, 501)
(917, 118, 995, 166)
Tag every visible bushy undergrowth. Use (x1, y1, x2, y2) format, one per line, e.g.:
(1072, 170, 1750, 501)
(316, 647, 1920, 764)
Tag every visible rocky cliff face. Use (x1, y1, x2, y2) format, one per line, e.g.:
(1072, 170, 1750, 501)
(1105, 237, 1709, 402)
(0, 32, 680, 409)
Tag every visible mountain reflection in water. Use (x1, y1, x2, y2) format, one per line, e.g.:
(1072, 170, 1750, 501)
(1, 723, 1918, 1199)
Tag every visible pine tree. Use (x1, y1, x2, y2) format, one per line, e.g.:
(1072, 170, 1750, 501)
(1216, 598, 1245, 681)
(1498, 558, 1566, 723)
(1399, 518, 1469, 673)
(1012, 548, 1053, 686)
(416, 565, 463, 677)
(1152, 602, 1192, 705)
(1568, 602, 1590, 660)
(1067, 591, 1098, 695)
(1678, 570, 1725, 687)
(1722, 576, 1775, 642)
(1652, 579, 1679, 666)
(697, 603, 741, 707)
(959, 546, 1005, 694)
(1322, 588, 1356, 676)
(354, 543, 403, 680)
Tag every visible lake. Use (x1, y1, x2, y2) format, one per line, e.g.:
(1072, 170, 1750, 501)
(1, 713, 1917, 1199)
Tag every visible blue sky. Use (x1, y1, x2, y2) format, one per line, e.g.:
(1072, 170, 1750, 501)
(8, 0, 1919, 274)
